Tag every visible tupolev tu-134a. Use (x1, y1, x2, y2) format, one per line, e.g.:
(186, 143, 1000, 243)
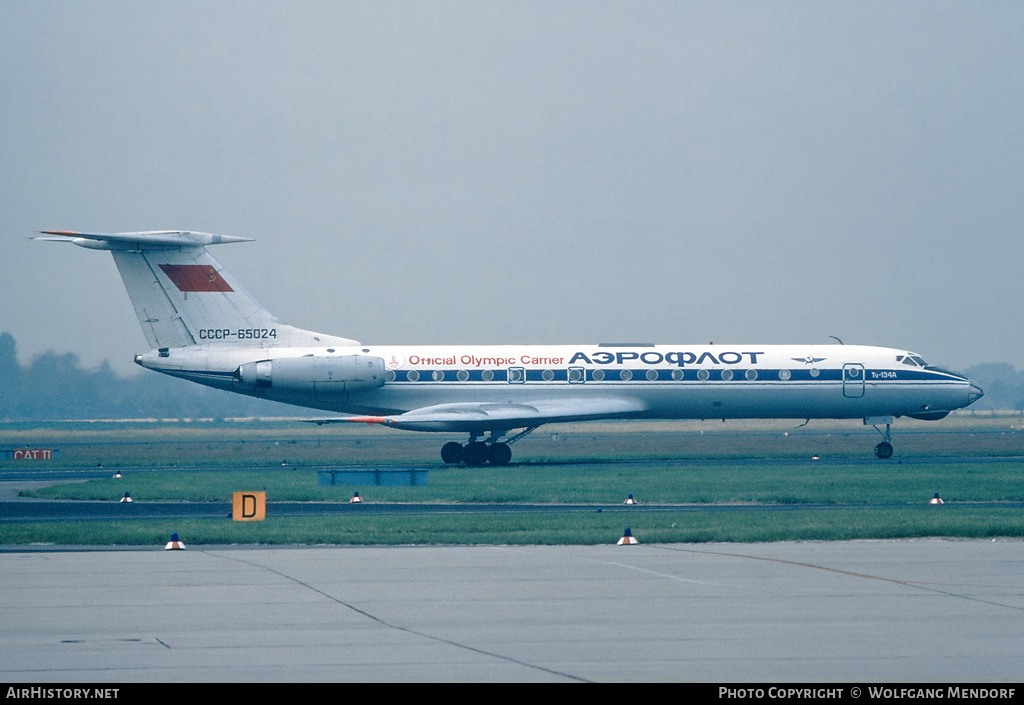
(38, 230, 984, 466)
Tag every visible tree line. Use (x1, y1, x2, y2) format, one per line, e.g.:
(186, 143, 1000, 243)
(0, 332, 303, 421)
(1, 331, 1021, 420)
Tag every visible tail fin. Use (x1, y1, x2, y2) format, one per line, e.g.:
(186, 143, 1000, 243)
(37, 231, 358, 349)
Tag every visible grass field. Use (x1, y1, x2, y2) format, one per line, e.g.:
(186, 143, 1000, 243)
(3, 414, 1023, 545)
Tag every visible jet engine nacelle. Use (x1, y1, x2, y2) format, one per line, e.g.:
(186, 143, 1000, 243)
(235, 355, 386, 394)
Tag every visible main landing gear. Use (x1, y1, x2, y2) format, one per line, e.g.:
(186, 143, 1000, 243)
(442, 441, 510, 466)
(440, 428, 537, 466)
(867, 416, 895, 459)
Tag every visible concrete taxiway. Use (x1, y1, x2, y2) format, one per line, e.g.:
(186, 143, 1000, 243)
(1, 539, 1022, 682)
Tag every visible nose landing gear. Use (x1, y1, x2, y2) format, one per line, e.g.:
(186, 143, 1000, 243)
(867, 416, 895, 459)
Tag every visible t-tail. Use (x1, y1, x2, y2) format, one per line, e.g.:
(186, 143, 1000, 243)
(36, 230, 358, 351)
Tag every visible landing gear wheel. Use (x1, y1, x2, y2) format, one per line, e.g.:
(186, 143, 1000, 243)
(463, 441, 489, 467)
(487, 442, 512, 466)
(441, 442, 463, 464)
(875, 441, 894, 459)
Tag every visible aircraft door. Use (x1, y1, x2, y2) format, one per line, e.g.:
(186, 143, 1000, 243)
(843, 363, 865, 398)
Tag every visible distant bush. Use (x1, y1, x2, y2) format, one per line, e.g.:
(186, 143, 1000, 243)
(963, 363, 1024, 411)
(0, 332, 304, 420)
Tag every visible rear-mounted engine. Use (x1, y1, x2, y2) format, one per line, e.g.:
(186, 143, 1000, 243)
(234, 355, 386, 395)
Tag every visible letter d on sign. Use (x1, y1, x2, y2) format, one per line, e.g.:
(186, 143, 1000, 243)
(233, 492, 266, 521)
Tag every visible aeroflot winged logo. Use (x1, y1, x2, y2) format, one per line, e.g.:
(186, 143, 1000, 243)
(158, 264, 234, 293)
(792, 356, 827, 365)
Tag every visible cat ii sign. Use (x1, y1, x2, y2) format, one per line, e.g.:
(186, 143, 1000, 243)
(3, 448, 59, 460)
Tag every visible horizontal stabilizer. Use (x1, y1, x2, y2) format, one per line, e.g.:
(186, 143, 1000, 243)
(36, 230, 253, 250)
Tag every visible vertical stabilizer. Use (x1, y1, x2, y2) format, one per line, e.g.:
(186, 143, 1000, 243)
(110, 245, 282, 348)
(36, 231, 358, 349)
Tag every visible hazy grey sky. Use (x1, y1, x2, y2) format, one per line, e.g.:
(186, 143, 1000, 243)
(3, 2, 1022, 376)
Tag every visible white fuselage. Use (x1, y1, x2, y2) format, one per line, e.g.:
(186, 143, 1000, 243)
(136, 342, 981, 430)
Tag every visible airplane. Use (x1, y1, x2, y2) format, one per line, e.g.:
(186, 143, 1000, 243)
(37, 230, 984, 465)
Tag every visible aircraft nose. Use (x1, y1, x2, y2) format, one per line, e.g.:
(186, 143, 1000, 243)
(968, 382, 984, 405)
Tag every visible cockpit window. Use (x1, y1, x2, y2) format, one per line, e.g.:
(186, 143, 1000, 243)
(898, 355, 929, 367)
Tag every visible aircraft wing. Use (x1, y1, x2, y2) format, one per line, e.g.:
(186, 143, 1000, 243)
(309, 397, 647, 432)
